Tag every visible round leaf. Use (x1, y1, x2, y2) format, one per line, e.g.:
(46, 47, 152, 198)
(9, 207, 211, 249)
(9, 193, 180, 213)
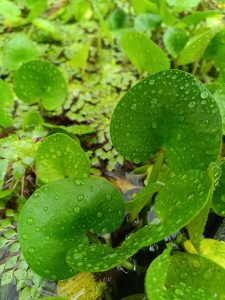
(110, 69, 222, 174)
(18, 176, 125, 280)
(121, 31, 170, 74)
(13, 60, 67, 110)
(35, 133, 90, 183)
(2, 34, 38, 71)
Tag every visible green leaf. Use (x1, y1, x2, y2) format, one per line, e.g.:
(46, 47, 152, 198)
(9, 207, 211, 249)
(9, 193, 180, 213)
(108, 9, 129, 31)
(13, 60, 67, 110)
(121, 31, 170, 74)
(110, 69, 222, 174)
(67, 169, 210, 273)
(0, 79, 14, 128)
(35, 133, 90, 184)
(0, 159, 9, 189)
(180, 11, 222, 26)
(18, 176, 125, 279)
(125, 183, 160, 220)
(67, 42, 90, 69)
(167, 0, 201, 13)
(22, 112, 44, 130)
(1, 270, 14, 286)
(145, 246, 172, 300)
(134, 13, 161, 34)
(0, 0, 21, 22)
(177, 26, 221, 65)
(163, 27, 188, 58)
(32, 18, 62, 40)
(145, 251, 225, 299)
(2, 34, 38, 71)
(131, 0, 157, 14)
(211, 158, 225, 216)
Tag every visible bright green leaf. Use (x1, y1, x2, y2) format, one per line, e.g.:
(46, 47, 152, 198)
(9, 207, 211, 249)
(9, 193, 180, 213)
(35, 133, 90, 184)
(121, 31, 170, 74)
(110, 69, 222, 174)
(2, 35, 38, 71)
(163, 27, 188, 58)
(18, 176, 125, 279)
(13, 60, 67, 110)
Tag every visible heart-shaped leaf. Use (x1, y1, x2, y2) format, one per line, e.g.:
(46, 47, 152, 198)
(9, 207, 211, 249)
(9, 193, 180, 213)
(110, 69, 222, 174)
(0, 79, 13, 128)
(121, 31, 170, 74)
(145, 251, 225, 299)
(13, 60, 67, 110)
(2, 34, 38, 71)
(18, 176, 125, 280)
(67, 170, 210, 273)
(35, 133, 90, 183)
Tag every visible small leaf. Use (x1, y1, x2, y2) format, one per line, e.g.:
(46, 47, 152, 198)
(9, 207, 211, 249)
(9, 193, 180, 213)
(67, 42, 90, 69)
(1, 270, 14, 286)
(18, 177, 125, 279)
(121, 31, 170, 74)
(110, 69, 222, 174)
(35, 133, 90, 183)
(167, 0, 201, 13)
(0, 159, 9, 189)
(2, 34, 38, 71)
(180, 10, 222, 26)
(134, 13, 161, 34)
(57, 272, 105, 300)
(163, 27, 188, 58)
(22, 111, 44, 130)
(177, 26, 221, 65)
(13, 60, 67, 110)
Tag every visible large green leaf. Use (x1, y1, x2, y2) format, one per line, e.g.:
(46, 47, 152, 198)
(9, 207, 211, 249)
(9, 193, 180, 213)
(35, 133, 90, 184)
(67, 170, 210, 273)
(177, 26, 221, 65)
(18, 176, 125, 280)
(13, 60, 67, 110)
(110, 69, 222, 174)
(145, 251, 225, 299)
(121, 31, 170, 74)
(2, 34, 38, 71)
(0, 79, 14, 128)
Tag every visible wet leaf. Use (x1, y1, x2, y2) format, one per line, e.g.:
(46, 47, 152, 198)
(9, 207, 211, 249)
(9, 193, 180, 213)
(67, 170, 210, 273)
(121, 31, 170, 74)
(0, 79, 14, 128)
(184, 238, 225, 270)
(145, 251, 225, 299)
(163, 27, 188, 58)
(110, 69, 222, 174)
(13, 60, 67, 110)
(35, 133, 90, 184)
(2, 34, 38, 71)
(18, 176, 125, 279)
(211, 158, 225, 216)
(177, 26, 221, 65)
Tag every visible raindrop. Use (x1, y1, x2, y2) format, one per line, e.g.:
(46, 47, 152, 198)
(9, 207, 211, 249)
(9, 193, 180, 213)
(201, 91, 208, 99)
(27, 218, 34, 225)
(131, 103, 137, 110)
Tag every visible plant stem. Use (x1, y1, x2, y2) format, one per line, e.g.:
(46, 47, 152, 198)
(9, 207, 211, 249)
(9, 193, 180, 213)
(147, 150, 164, 185)
(121, 260, 135, 271)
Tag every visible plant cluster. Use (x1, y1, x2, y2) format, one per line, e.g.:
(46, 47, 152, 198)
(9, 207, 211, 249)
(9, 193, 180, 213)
(1, 0, 225, 299)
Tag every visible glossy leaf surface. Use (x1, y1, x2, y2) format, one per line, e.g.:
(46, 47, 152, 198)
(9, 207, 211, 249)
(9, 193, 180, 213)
(13, 60, 67, 110)
(18, 177, 125, 280)
(35, 133, 90, 183)
(145, 251, 225, 299)
(67, 170, 210, 273)
(211, 158, 225, 216)
(110, 69, 222, 174)
(0, 79, 13, 128)
(121, 32, 170, 74)
(163, 27, 188, 58)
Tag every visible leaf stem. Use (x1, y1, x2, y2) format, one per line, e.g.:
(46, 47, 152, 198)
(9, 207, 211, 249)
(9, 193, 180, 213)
(147, 150, 165, 184)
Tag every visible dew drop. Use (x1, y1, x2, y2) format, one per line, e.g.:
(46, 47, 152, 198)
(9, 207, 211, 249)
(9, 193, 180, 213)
(27, 218, 34, 225)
